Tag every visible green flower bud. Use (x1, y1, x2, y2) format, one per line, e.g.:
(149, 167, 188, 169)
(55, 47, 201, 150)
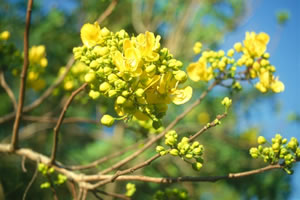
(174, 71, 187, 82)
(191, 141, 200, 149)
(89, 90, 100, 99)
(257, 136, 267, 144)
(159, 150, 167, 156)
(101, 27, 110, 37)
(84, 72, 96, 83)
(145, 64, 156, 73)
(192, 162, 203, 171)
(185, 154, 193, 159)
(122, 90, 130, 97)
(156, 146, 165, 153)
(89, 60, 100, 70)
(40, 182, 51, 189)
(104, 66, 112, 75)
(108, 73, 118, 83)
(282, 138, 288, 144)
(170, 149, 179, 156)
(135, 88, 144, 97)
(100, 114, 115, 126)
(193, 147, 203, 155)
(250, 147, 259, 158)
(114, 79, 126, 89)
(165, 137, 176, 146)
(99, 82, 111, 92)
(116, 96, 126, 104)
(108, 90, 117, 98)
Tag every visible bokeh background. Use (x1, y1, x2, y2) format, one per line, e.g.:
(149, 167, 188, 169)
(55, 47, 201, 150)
(0, 0, 299, 199)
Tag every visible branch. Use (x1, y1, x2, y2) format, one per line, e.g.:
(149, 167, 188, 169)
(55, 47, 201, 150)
(99, 81, 218, 175)
(0, 144, 290, 190)
(93, 189, 130, 200)
(96, 0, 118, 24)
(10, 0, 34, 151)
(94, 110, 226, 187)
(50, 83, 88, 164)
(0, 71, 17, 111)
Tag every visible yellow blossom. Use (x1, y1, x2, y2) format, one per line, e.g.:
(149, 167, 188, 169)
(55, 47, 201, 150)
(243, 32, 269, 57)
(187, 59, 213, 82)
(171, 86, 193, 105)
(80, 22, 103, 48)
(0, 31, 10, 40)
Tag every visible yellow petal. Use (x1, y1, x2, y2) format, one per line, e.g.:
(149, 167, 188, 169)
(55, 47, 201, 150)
(80, 23, 102, 48)
(171, 86, 193, 105)
(187, 63, 201, 82)
(113, 51, 126, 73)
(271, 79, 284, 93)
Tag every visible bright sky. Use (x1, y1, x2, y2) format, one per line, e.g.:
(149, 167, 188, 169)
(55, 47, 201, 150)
(219, 0, 300, 199)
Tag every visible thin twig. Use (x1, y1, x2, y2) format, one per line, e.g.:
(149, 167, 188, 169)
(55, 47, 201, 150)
(94, 189, 130, 200)
(50, 83, 88, 164)
(0, 71, 17, 110)
(94, 111, 227, 187)
(68, 141, 142, 171)
(96, 0, 118, 24)
(100, 81, 218, 175)
(11, 0, 34, 151)
(22, 160, 39, 200)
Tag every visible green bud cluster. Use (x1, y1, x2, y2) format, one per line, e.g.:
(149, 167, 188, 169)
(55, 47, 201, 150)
(38, 163, 67, 189)
(156, 130, 204, 171)
(125, 183, 136, 197)
(249, 134, 300, 174)
(74, 25, 192, 128)
(154, 188, 188, 200)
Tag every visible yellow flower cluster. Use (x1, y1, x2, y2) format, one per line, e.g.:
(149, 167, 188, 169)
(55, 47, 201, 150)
(27, 45, 48, 91)
(73, 22, 192, 127)
(187, 32, 284, 94)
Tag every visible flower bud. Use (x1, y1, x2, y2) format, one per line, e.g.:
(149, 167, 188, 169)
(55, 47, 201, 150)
(221, 97, 232, 107)
(257, 136, 266, 144)
(169, 149, 179, 156)
(174, 71, 187, 82)
(99, 82, 111, 92)
(100, 114, 115, 126)
(116, 96, 126, 104)
(135, 88, 144, 97)
(192, 162, 203, 171)
(234, 42, 243, 52)
(156, 146, 165, 153)
(85, 72, 96, 83)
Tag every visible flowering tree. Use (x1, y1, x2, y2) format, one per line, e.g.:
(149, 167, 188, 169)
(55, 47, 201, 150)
(0, 0, 298, 199)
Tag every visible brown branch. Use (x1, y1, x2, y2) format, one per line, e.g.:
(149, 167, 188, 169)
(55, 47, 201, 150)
(22, 115, 98, 124)
(50, 83, 88, 164)
(93, 189, 130, 200)
(99, 81, 218, 175)
(10, 0, 34, 151)
(188, 113, 227, 141)
(94, 110, 227, 187)
(68, 141, 142, 171)
(22, 160, 39, 200)
(96, 0, 118, 24)
(0, 144, 289, 190)
(0, 71, 17, 111)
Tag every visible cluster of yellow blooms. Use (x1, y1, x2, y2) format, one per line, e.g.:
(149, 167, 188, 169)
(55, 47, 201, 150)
(26, 45, 48, 91)
(73, 22, 192, 127)
(188, 32, 284, 93)
(250, 134, 300, 174)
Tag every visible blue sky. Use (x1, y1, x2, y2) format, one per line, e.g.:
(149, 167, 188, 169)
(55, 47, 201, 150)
(219, 0, 299, 199)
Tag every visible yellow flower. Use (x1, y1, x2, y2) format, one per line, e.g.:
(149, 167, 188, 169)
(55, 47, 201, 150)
(0, 31, 10, 40)
(243, 32, 270, 58)
(187, 59, 213, 82)
(171, 86, 193, 105)
(80, 22, 103, 48)
(221, 97, 232, 107)
(29, 45, 46, 65)
(136, 31, 160, 62)
(270, 78, 285, 93)
(193, 42, 202, 54)
(100, 114, 115, 126)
